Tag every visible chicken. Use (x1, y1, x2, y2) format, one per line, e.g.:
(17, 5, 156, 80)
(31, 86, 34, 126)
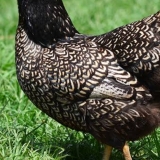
(15, 0, 160, 159)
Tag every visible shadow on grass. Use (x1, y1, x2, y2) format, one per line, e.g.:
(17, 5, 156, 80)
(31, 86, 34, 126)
(18, 119, 160, 160)
(20, 125, 103, 160)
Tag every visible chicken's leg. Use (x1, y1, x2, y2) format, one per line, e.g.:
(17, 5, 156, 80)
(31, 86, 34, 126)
(123, 142, 132, 160)
(102, 145, 113, 160)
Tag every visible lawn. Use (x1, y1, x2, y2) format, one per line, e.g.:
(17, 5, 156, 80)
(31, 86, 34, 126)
(0, 0, 160, 159)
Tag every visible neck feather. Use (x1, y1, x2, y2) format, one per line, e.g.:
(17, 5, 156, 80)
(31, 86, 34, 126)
(18, 0, 78, 46)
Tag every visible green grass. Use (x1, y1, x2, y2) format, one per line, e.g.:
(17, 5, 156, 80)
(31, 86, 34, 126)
(0, 0, 160, 159)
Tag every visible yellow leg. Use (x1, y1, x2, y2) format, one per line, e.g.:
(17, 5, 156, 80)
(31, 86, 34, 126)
(123, 142, 132, 160)
(102, 145, 113, 160)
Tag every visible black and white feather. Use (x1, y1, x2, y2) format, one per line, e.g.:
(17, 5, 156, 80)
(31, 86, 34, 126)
(16, 0, 160, 158)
